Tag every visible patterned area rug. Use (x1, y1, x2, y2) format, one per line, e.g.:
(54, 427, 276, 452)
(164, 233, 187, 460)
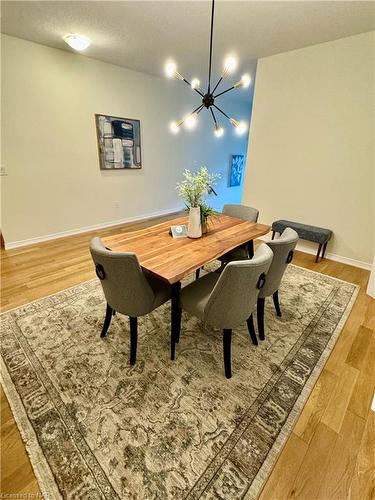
(1, 265, 358, 499)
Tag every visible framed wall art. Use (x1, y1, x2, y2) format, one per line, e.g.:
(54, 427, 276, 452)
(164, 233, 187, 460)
(229, 154, 245, 187)
(95, 114, 142, 170)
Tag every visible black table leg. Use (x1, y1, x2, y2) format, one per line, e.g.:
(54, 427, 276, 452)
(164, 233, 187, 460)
(271, 231, 275, 240)
(171, 281, 181, 360)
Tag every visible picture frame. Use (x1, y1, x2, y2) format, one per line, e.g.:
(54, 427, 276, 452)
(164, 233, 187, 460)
(229, 154, 245, 187)
(95, 114, 142, 170)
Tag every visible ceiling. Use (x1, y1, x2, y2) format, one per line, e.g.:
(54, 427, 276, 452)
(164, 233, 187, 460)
(1, 1, 374, 88)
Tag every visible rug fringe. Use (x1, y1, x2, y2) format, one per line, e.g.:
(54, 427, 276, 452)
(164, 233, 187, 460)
(1, 358, 62, 499)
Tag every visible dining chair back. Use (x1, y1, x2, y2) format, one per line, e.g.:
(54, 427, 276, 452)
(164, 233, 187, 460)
(215, 204, 260, 267)
(90, 237, 155, 317)
(205, 245, 273, 329)
(257, 227, 299, 340)
(179, 243, 273, 377)
(222, 204, 259, 222)
(90, 237, 171, 365)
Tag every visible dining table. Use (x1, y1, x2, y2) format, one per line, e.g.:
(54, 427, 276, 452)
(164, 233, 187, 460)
(102, 213, 271, 358)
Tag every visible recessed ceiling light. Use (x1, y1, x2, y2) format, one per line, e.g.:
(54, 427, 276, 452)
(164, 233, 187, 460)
(63, 34, 91, 51)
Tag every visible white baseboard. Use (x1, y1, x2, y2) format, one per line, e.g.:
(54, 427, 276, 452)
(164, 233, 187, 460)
(258, 234, 372, 271)
(4, 206, 184, 250)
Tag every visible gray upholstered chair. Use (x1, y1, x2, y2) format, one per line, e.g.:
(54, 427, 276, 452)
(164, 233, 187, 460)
(178, 244, 273, 378)
(257, 228, 299, 340)
(90, 237, 171, 365)
(220, 203, 259, 260)
(195, 203, 260, 280)
(223, 203, 259, 222)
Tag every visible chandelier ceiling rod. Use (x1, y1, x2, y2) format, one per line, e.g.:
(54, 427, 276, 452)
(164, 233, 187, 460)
(207, 0, 215, 93)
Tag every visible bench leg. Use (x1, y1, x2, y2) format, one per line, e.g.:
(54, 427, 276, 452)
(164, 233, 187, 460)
(315, 243, 323, 263)
(321, 242, 328, 259)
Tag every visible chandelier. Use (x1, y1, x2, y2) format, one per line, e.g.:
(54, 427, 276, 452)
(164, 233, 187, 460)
(164, 0, 251, 138)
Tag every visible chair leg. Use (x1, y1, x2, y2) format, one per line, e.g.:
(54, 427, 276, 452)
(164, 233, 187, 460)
(171, 281, 181, 360)
(100, 303, 113, 338)
(273, 290, 282, 317)
(315, 243, 323, 263)
(257, 298, 266, 341)
(112, 309, 116, 316)
(247, 240, 254, 258)
(129, 317, 138, 365)
(246, 314, 258, 345)
(195, 268, 200, 280)
(223, 329, 232, 379)
(271, 231, 275, 240)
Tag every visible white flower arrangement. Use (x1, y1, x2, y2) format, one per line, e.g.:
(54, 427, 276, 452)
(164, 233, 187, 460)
(176, 166, 220, 208)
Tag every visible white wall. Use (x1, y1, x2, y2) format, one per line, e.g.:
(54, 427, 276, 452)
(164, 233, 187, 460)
(1, 34, 252, 246)
(243, 32, 374, 268)
(367, 150, 375, 295)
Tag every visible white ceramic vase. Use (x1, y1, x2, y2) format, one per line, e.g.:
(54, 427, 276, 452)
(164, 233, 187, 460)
(187, 207, 202, 238)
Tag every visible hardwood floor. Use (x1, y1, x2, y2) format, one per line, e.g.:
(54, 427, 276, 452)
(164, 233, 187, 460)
(1, 213, 374, 498)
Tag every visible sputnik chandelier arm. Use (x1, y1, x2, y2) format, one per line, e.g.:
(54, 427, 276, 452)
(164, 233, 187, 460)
(181, 76, 204, 98)
(164, 0, 251, 138)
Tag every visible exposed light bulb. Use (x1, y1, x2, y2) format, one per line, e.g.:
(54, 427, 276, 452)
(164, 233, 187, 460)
(164, 61, 183, 80)
(214, 124, 224, 138)
(222, 56, 237, 76)
(64, 34, 91, 51)
(169, 118, 184, 134)
(184, 113, 198, 130)
(234, 73, 252, 88)
(230, 118, 247, 135)
(170, 121, 180, 134)
(236, 121, 248, 135)
(241, 73, 251, 88)
(165, 61, 177, 78)
(191, 78, 200, 90)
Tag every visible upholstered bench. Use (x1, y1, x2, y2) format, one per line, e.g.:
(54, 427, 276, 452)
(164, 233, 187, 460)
(272, 220, 332, 262)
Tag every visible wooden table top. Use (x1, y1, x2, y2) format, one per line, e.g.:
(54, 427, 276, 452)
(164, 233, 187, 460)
(102, 214, 270, 284)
